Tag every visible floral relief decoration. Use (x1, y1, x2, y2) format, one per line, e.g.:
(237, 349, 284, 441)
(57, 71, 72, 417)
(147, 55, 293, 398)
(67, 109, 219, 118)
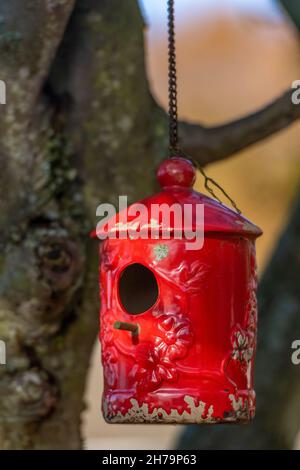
(132, 309, 193, 392)
(100, 244, 195, 393)
(101, 311, 119, 388)
(230, 254, 258, 370)
(231, 326, 254, 365)
(155, 259, 210, 293)
(101, 304, 193, 393)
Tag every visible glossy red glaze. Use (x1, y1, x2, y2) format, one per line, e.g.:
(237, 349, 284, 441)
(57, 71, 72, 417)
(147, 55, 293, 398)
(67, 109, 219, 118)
(94, 158, 262, 424)
(157, 157, 196, 188)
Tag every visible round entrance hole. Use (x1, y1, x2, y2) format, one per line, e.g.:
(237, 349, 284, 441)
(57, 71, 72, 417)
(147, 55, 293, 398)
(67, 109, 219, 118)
(118, 263, 159, 315)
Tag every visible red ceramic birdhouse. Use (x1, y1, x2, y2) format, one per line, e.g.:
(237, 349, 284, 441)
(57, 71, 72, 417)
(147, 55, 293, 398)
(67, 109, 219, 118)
(93, 157, 262, 424)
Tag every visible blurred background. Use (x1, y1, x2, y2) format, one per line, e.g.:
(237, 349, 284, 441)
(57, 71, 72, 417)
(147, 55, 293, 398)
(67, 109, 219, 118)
(82, 0, 300, 449)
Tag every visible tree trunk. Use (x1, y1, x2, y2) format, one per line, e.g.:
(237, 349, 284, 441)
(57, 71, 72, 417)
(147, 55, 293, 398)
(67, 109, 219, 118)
(0, 0, 165, 449)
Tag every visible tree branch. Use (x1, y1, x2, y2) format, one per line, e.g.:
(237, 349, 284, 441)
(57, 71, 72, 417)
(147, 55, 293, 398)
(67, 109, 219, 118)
(180, 88, 300, 166)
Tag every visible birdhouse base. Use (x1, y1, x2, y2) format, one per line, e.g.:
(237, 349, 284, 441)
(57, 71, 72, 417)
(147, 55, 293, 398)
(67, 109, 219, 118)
(102, 389, 255, 424)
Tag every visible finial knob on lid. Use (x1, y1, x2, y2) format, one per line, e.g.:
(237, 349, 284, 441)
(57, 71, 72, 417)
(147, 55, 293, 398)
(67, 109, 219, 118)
(157, 157, 196, 189)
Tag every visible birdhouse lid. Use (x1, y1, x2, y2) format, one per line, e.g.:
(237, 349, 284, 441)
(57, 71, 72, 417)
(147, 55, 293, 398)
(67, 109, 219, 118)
(93, 158, 262, 240)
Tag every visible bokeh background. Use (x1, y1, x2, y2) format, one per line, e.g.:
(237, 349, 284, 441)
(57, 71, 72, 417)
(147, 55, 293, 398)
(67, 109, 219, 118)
(82, 0, 300, 449)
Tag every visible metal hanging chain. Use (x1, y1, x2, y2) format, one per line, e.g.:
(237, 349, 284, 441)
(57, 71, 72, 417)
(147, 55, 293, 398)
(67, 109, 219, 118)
(167, 0, 179, 153)
(166, 0, 241, 214)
